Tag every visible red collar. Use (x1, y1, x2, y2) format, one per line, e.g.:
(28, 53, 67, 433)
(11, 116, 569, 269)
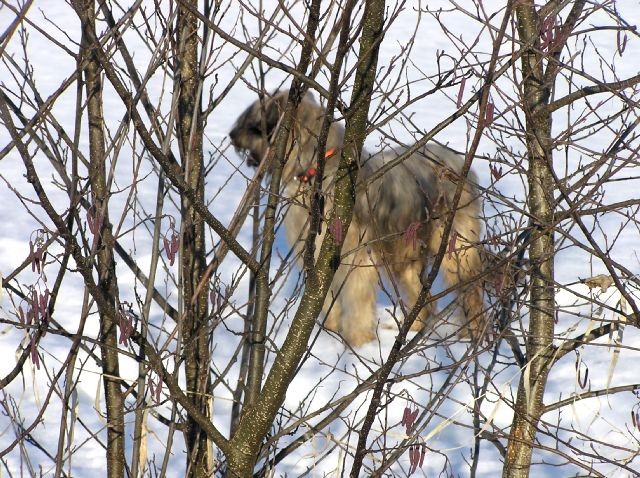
(296, 167, 317, 183)
(296, 147, 337, 183)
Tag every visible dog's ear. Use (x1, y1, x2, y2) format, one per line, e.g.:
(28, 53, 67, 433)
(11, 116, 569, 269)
(270, 89, 317, 106)
(303, 90, 317, 104)
(269, 90, 289, 109)
(264, 92, 288, 134)
(262, 90, 317, 134)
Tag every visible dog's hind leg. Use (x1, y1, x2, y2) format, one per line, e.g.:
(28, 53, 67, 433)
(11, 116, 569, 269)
(332, 227, 378, 347)
(440, 229, 485, 339)
(322, 293, 342, 332)
(337, 261, 378, 346)
(395, 261, 435, 332)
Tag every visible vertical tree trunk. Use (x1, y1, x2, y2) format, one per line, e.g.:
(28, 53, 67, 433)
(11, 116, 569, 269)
(243, 0, 323, 412)
(225, 1, 385, 476)
(503, 3, 555, 476)
(176, 2, 211, 476)
(75, 1, 125, 476)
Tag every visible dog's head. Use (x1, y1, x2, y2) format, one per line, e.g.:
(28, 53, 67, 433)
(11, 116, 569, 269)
(229, 90, 325, 173)
(229, 91, 290, 167)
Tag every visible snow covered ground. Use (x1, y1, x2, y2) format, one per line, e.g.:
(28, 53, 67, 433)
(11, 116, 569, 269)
(1, 1, 640, 476)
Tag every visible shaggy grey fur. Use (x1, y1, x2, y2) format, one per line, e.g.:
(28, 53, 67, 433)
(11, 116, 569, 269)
(230, 91, 485, 346)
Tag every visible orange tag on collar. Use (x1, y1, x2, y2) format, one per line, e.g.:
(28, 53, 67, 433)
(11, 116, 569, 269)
(325, 147, 337, 158)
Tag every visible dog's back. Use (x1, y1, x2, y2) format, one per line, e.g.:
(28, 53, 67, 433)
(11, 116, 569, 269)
(356, 144, 481, 255)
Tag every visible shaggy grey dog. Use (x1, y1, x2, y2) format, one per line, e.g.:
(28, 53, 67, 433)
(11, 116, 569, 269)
(230, 91, 484, 346)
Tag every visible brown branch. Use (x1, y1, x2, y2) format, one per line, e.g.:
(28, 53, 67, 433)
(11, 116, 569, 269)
(77, 22, 260, 274)
(544, 383, 640, 414)
(542, 0, 586, 88)
(0, 0, 34, 58)
(179, 1, 331, 101)
(544, 73, 640, 115)
(350, 1, 515, 475)
(0, 91, 231, 455)
(242, 0, 326, 413)
(553, 323, 616, 362)
(1, 87, 180, 322)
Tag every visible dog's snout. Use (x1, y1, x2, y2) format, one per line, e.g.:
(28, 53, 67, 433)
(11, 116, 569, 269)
(247, 152, 260, 167)
(229, 127, 238, 143)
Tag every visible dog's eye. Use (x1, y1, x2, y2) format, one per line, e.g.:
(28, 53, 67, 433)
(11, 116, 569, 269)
(250, 126, 263, 135)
